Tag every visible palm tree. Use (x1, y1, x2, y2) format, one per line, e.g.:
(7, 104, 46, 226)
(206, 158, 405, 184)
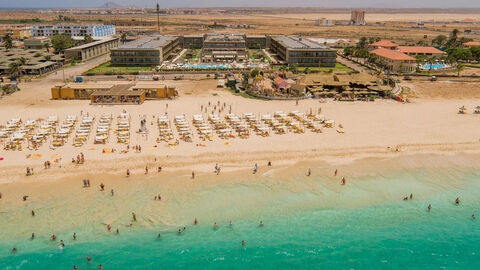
(120, 33, 127, 44)
(7, 61, 22, 78)
(3, 33, 13, 51)
(456, 63, 465, 77)
(43, 42, 50, 53)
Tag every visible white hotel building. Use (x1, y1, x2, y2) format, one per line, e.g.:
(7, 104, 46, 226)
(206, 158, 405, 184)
(30, 25, 115, 38)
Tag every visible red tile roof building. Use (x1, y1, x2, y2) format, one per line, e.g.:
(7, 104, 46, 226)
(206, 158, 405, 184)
(370, 40, 398, 50)
(397, 46, 445, 57)
(370, 48, 416, 73)
(464, 41, 480, 47)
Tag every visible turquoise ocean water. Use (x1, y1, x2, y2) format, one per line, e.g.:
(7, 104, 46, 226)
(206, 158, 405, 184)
(2, 164, 480, 269)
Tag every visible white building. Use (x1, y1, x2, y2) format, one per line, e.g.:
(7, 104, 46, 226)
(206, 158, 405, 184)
(315, 18, 334, 26)
(30, 25, 115, 37)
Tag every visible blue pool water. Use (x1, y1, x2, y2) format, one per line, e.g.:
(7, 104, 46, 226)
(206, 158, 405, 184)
(183, 64, 231, 69)
(420, 64, 446, 70)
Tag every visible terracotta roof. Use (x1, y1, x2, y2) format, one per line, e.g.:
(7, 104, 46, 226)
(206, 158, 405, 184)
(464, 41, 480, 47)
(397, 46, 445, 54)
(371, 48, 415, 61)
(370, 40, 398, 48)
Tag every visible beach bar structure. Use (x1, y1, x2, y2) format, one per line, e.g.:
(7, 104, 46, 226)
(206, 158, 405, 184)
(269, 35, 336, 67)
(90, 89, 146, 105)
(51, 82, 177, 102)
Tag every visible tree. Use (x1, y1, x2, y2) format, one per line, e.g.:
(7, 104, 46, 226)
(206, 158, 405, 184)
(7, 61, 22, 78)
(357, 37, 368, 49)
(120, 33, 127, 44)
(44, 55, 52, 61)
(456, 63, 465, 77)
(250, 69, 260, 78)
(431, 35, 447, 48)
(303, 67, 311, 74)
(50, 34, 77, 53)
(43, 42, 50, 52)
(84, 34, 93, 43)
(3, 33, 13, 51)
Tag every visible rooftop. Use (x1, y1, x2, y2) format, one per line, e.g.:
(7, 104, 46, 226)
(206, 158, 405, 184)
(371, 48, 415, 61)
(65, 37, 119, 51)
(272, 35, 328, 50)
(397, 46, 445, 54)
(464, 41, 480, 47)
(370, 40, 398, 48)
(117, 36, 177, 49)
(204, 33, 246, 42)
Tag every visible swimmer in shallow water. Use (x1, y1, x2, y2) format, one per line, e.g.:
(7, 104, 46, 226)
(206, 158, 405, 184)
(242, 240, 246, 246)
(455, 197, 460, 205)
(259, 221, 264, 227)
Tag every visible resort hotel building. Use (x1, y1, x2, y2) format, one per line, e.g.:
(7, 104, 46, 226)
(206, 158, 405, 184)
(269, 35, 337, 67)
(30, 24, 116, 37)
(110, 36, 181, 66)
(201, 33, 248, 63)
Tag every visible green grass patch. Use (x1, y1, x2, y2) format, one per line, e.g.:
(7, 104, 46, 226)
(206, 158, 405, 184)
(85, 61, 153, 75)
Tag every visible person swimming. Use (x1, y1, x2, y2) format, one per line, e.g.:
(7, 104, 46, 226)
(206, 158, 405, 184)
(51, 234, 57, 241)
(213, 222, 219, 229)
(59, 240, 65, 248)
(473, 214, 476, 220)
(259, 221, 264, 227)
(86, 256, 92, 263)
(11, 247, 17, 253)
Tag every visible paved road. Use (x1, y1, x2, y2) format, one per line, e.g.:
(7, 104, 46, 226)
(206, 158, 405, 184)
(42, 54, 110, 83)
(336, 55, 371, 73)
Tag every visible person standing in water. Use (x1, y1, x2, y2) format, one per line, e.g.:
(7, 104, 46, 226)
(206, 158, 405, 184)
(455, 197, 460, 205)
(427, 204, 432, 212)
(242, 240, 246, 246)
(473, 214, 476, 220)
(73, 233, 77, 240)
(194, 218, 198, 225)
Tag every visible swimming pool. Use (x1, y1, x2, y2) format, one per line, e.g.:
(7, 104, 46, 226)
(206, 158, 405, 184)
(183, 64, 231, 69)
(420, 64, 446, 70)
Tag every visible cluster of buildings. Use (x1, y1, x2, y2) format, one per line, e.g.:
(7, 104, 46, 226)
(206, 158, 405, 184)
(111, 34, 337, 67)
(0, 49, 64, 75)
(369, 40, 446, 73)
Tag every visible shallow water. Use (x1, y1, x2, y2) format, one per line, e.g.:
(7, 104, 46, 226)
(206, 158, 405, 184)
(2, 156, 480, 269)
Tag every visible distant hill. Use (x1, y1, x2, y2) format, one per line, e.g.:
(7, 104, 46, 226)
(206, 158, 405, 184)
(99, 2, 124, 9)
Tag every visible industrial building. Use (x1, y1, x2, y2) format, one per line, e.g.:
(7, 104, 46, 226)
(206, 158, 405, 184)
(201, 33, 248, 63)
(350, 10, 366, 25)
(30, 25, 116, 37)
(110, 36, 180, 66)
(269, 35, 336, 67)
(65, 37, 120, 61)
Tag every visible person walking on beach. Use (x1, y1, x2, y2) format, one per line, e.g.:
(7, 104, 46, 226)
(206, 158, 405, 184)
(100, 183, 105, 191)
(253, 163, 258, 174)
(410, 193, 413, 200)
(341, 177, 346, 185)
(31, 233, 35, 240)
(126, 169, 130, 177)
(31, 210, 35, 217)
(192, 171, 195, 179)
(334, 169, 338, 176)
(132, 212, 137, 222)
(307, 168, 311, 176)
(145, 166, 148, 174)
(110, 189, 114, 196)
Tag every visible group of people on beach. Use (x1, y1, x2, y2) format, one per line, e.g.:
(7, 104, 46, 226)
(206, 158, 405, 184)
(71, 153, 85, 164)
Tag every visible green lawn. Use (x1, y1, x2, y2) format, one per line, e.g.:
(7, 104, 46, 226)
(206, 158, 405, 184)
(85, 62, 153, 75)
(272, 63, 352, 73)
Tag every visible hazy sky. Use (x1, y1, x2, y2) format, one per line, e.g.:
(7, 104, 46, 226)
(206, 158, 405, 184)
(2, 0, 480, 9)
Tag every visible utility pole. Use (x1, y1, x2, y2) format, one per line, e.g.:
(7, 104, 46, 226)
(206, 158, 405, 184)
(156, 3, 160, 33)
